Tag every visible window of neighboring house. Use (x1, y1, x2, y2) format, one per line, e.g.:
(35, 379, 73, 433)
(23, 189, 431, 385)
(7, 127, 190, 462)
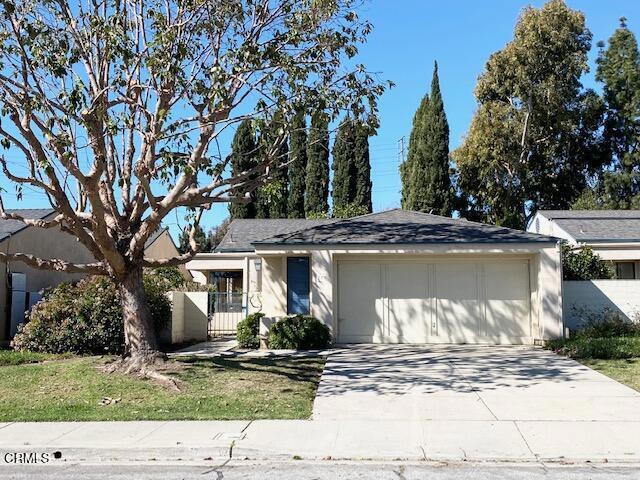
(615, 261, 636, 280)
(287, 257, 310, 315)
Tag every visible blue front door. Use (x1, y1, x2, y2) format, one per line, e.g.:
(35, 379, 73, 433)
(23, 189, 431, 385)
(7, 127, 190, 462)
(287, 257, 310, 315)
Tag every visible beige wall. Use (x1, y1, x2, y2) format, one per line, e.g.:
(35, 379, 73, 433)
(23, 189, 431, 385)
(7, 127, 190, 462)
(0, 223, 95, 341)
(145, 230, 191, 280)
(169, 291, 208, 343)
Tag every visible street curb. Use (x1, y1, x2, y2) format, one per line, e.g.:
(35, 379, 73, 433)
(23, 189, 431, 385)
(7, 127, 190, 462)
(3, 446, 639, 466)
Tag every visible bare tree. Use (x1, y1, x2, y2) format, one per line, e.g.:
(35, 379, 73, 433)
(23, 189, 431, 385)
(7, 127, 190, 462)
(0, 0, 387, 377)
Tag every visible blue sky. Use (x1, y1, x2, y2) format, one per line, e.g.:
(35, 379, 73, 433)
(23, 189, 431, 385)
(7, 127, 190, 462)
(3, 1, 640, 240)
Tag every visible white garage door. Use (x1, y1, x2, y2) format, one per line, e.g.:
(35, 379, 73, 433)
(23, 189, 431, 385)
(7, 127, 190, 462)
(337, 259, 531, 344)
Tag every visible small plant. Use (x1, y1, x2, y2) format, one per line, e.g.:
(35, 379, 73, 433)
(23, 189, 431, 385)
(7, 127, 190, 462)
(267, 315, 331, 350)
(236, 313, 265, 349)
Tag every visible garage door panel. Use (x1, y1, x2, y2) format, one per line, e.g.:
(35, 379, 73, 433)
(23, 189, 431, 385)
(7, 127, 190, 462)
(484, 262, 530, 340)
(337, 262, 382, 342)
(435, 263, 481, 343)
(386, 263, 431, 343)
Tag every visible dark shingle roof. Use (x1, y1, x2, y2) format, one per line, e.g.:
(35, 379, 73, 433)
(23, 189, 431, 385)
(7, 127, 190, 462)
(253, 209, 557, 247)
(537, 210, 640, 242)
(215, 218, 336, 252)
(0, 209, 55, 242)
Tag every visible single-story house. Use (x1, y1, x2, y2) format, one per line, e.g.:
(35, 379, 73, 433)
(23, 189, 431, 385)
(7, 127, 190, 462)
(187, 209, 563, 344)
(528, 210, 640, 279)
(1, 208, 188, 343)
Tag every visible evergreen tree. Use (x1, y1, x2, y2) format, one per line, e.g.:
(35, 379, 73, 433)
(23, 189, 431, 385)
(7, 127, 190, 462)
(178, 224, 210, 253)
(594, 17, 640, 208)
(352, 123, 373, 213)
(410, 62, 452, 215)
(400, 95, 429, 209)
(287, 110, 308, 218)
(255, 119, 289, 218)
(305, 111, 330, 216)
(331, 118, 357, 211)
(454, 0, 605, 228)
(228, 120, 258, 219)
(401, 62, 452, 215)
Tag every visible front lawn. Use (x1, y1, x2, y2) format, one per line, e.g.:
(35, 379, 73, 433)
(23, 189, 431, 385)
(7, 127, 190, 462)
(0, 352, 325, 421)
(581, 358, 640, 392)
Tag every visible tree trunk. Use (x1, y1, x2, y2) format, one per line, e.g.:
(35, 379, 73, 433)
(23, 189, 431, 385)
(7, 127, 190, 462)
(119, 266, 159, 360)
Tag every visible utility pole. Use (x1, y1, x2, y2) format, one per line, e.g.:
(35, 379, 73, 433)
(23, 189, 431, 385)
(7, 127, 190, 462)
(397, 136, 406, 164)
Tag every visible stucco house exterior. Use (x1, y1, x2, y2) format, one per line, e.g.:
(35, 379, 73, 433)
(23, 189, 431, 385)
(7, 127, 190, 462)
(1, 208, 187, 343)
(528, 210, 640, 279)
(187, 209, 563, 345)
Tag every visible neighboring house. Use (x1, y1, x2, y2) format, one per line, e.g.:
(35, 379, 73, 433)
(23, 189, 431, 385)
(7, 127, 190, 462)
(1, 209, 187, 343)
(187, 209, 562, 345)
(528, 210, 640, 279)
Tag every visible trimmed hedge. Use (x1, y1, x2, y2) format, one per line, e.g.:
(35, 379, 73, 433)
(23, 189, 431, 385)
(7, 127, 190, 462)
(236, 312, 264, 349)
(267, 315, 331, 350)
(11, 275, 170, 355)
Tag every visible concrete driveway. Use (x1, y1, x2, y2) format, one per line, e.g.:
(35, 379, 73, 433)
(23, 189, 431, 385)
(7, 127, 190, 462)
(313, 345, 640, 421)
(309, 345, 640, 461)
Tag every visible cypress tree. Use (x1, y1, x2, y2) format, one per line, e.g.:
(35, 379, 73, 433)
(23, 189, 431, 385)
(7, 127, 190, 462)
(255, 119, 289, 218)
(352, 123, 372, 213)
(595, 17, 640, 208)
(401, 62, 452, 215)
(331, 117, 356, 212)
(305, 111, 330, 216)
(287, 110, 308, 218)
(420, 61, 453, 216)
(228, 119, 258, 219)
(400, 95, 429, 209)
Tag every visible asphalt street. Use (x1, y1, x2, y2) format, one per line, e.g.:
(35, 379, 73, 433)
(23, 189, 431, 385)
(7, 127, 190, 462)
(0, 461, 639, 480)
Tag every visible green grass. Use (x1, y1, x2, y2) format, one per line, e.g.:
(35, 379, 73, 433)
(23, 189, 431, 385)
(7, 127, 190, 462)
(0, 352, 325, 421)
(545, 336, 640, 359)
(0, 350, 70, 366)
(581, 358, 640, 392)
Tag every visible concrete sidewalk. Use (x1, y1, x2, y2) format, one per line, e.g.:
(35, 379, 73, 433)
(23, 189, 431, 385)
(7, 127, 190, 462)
(1, 419, 639, 464)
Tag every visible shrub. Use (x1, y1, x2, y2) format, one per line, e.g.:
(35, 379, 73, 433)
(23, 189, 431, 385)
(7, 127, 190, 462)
(545, 337, 640, 359)
(11, 275, 170, 355)
(236, 312, 264, 349)
(267, 315, 331, 349)
(561, 243, 614, 280)
(573, 311, 640, 339)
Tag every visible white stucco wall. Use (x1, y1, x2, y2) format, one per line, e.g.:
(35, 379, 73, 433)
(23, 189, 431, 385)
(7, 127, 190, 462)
(563, 280, 640, 330)
(170, 291, 208, 342)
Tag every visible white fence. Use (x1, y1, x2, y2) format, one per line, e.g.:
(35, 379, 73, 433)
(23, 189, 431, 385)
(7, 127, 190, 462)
(563, 280, 640, 330)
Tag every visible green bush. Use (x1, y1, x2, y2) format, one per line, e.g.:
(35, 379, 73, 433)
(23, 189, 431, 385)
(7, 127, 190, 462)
(573, 311, 640, 339)
(267, 315, 331, 349)
(561, 243, 614, 280)
(11, 275, 170, 355)
(545, 337, 640, 359)
(236, 312, 264, 349)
